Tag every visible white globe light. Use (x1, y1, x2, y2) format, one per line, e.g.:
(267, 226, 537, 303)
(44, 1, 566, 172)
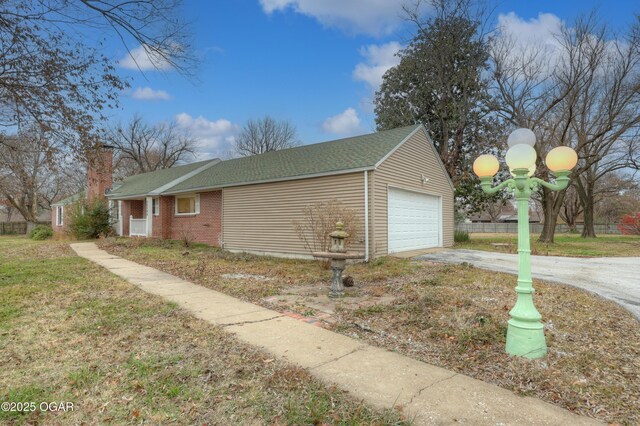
(506, 144, 537, 170)
(507, 128, 536, 148)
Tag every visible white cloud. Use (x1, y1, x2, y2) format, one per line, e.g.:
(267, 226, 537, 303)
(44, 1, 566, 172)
(353, 42, 402, 91)
(118, 44, 173, 71)
(497, 12, 563, 49)
(322, 108, 362, 135)
(259, 0, 408, 36)
(494, 13, 564, 75)
(175, 113, 240, 159)
(131, 87, 171, 101)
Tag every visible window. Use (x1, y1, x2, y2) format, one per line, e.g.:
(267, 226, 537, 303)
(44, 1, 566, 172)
(152, 198, 160, 216)
(56, 206, 64, 226)
(175, 194, 199, 215)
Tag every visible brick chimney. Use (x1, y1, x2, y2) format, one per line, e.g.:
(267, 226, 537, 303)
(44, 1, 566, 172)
(87, 144, 113, 205)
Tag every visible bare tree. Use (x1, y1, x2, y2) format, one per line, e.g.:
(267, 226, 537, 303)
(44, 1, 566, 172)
(0, 128, 65, 224)
(594, 173, 640, 224)
(490, 14, 640, 241)
(107, 115, 198, 179)
(568, 21, 640, 237)
(0, 0, 195, 155)
(0, 200, 16, 221)
(234, 116, 299, 157)
(559, 184, 582, 232)
(292, 199, 360, 253)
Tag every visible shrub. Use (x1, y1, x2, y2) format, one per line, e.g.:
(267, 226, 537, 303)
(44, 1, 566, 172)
(454, 230, 469, 242)
(617, 213, 640, 235)
(292, 199, 360, 253)
(29, 225, 53, 240)
(67, 199, 113, 239)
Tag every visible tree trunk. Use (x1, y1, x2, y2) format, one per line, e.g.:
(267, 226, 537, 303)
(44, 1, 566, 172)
(575, 177, 597, 238)
(538, 187, 566, 243)
(581, 201, 596, 238)
(26, 221, 38, 234)
(580, 181, 597, 238)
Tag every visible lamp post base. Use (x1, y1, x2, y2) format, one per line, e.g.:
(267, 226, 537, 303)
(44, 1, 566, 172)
(505, 320, 547, 359)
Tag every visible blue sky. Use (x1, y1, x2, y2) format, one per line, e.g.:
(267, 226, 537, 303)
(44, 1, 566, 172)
(105, 0, 639, 160)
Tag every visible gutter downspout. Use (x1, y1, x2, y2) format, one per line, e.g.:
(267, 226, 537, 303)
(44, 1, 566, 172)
(364, 171, 369, 262)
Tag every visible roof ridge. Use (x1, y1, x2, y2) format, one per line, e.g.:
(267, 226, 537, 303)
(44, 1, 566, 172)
(149, 159, 221, 195)
(216, 123, 422, 165)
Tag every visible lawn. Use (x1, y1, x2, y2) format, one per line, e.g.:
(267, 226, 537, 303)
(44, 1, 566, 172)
(0, 236, 407, 425)
(455, 233, 640, 257)
(98, 237, 640, 425)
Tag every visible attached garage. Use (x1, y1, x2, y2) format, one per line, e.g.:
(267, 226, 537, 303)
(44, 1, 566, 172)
(388, 188, 441, 254)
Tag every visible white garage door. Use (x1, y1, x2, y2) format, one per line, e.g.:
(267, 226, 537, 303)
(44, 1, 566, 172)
(388, 188, 440, 253)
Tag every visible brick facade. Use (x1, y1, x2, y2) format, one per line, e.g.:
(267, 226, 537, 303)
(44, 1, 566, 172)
(129, 200, 144, 218)
(118, 191, 222, 247)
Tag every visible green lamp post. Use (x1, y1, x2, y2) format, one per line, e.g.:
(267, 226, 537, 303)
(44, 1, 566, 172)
(473, 129, 578, 359)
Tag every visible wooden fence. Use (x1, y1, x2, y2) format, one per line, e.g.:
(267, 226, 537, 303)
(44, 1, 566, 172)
(0, 221, 52, 235)
(455, 222, 622, 235)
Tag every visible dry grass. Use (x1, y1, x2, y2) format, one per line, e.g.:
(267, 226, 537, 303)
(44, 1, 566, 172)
(334, 263, 640, 425)
(456, 233, 640, 257)
(0, 236, 407, 425)
(97, 237, 416, 303)
(98, 237, 640, 425)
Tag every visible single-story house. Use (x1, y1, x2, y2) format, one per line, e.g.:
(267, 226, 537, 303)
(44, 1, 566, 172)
(53, 124, 454, 259)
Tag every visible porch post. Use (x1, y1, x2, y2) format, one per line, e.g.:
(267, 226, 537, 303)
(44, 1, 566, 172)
(108, 200, 114, 233)
(118, 200, 123, 236)
(146, 196, 153, 237)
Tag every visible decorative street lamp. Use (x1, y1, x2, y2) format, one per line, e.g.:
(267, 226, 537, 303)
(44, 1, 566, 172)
(473, 128, 578, 359)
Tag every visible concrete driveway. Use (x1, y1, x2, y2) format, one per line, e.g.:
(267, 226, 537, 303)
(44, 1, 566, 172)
(416, 249, 640, 321)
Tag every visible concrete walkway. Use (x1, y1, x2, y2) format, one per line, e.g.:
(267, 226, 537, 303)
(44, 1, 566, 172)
(417, 249, 640, 321)
(71, 242, 600, 426)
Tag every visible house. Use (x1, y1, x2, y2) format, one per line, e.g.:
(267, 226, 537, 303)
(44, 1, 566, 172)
(51, 192, 85, 233)
(54, 124, 455, 259)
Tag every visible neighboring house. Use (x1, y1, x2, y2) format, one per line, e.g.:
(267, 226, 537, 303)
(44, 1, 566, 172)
(51, 192, 86, 233)
(54, 125, 455, 259)
(469, 200, 543, 223)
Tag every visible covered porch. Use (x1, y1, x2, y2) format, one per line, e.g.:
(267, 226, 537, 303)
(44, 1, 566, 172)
(112, 197, 156, 237)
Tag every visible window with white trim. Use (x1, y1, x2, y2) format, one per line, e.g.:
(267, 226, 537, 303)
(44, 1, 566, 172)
(175, 194, 200, 215)
(152, 198, 160, 216)
(56, 206, 64, 226)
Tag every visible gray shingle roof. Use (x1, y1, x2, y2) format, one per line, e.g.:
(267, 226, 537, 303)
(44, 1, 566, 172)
(107, 160, 215, 198)
(106, 125, 421, 198)
(165, 125, 421, 193)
